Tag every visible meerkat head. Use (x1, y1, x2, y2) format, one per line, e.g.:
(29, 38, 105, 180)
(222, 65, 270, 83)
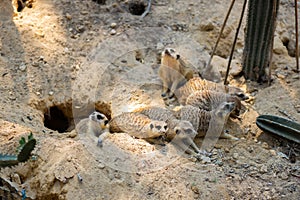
(215, 102, 236, 120)
(89, 111, 109, 129)
(173, 120, 197, 139)
(162, 48, 180, 60)
(148, 120, 168, 136)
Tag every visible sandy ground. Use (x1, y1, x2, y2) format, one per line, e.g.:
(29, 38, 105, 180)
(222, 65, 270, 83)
(0, 0, 299, 199)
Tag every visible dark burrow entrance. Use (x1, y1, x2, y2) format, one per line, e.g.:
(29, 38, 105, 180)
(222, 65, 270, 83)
(42, 100, 111, 133)
(44, 106, 70, 133)
(128, 0, 146, 16)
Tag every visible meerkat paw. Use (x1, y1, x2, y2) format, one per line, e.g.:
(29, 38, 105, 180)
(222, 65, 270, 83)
(97, 131, 111, 147)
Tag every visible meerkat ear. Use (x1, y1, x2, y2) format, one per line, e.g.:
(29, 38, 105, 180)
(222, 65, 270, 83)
(176, 54, 180, 60)
(150, 123, 154, 129)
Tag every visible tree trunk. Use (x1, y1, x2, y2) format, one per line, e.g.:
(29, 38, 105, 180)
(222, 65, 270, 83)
(242, 0, 279, 82)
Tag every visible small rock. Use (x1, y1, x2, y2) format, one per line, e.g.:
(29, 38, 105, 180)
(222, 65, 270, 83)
(66, 13, 72, 20)
(49, 91, 54, 96)
(261, 142, 269, 149)
(199, 21, 215, 31)
(19, 63, 27, 71)
(32, 61, 39, 67)
(110, 22, 117, 28)
(276, 73, 286, 79)
(98, 163, 105, 169)
(114, 173, 121, 179)
(279, 172, 289, 180)
(232, 153, 239, 159)
(273, 36, 288, 55)
(11, 173, 21, 185)
(80, 11, 88, 15)
(156, 42, 164, 50)
(110, 29, 117, 35)
(269, 149, 276, 156)
(224, 148, 230, 153)
(259, 165, 268, 173)
(200, 155, 211, 164)
(191, 185, 199, 194)
(76, 25, 85, 33)
(68, 130, 77, 138)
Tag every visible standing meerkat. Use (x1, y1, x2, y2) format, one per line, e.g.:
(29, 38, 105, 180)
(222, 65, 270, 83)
(158, 48, 200, 100)
(174, 77, 245, 105)
(76, 111, 110, 147)
(175, 103, 238, 140)
(134, 106, 201, 154)
(109, 112, 168, 140)
(186, 90, 242, 118)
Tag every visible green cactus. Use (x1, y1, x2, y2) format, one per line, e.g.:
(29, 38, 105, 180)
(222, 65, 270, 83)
(242, 0, 279, 82)
(0, 133, 36, 168)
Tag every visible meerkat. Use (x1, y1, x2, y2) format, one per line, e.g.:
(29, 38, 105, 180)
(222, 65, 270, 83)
(134, 106, 201, 154)
(173, 77, 245, 105)
(186, 90, 242, 118)
(175, 103, 238, 140)
(158, 48, 200, 100)
(76, 111, 110, 147)
(109, 112, 168, 140)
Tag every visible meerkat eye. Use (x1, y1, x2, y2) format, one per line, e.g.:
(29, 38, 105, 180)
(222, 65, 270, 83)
(150, 123, 154, 129)
(176, 54, 180, 60)
(104, 120, 109, 125)
(156, 125, 162, 130)
(175, 129, 180, 134)
(185, 129, 193, 134)
(169, 48, 175, 53)
(97, 114, 104, 120)
(164, 125, 168, 130)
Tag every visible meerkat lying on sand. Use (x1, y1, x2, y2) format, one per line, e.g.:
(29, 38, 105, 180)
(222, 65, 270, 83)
(109, 112, 168, 141)
(134, 106, 201, 154)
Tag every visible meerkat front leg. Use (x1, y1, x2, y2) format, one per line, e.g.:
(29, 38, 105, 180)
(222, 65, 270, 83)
(220, 130, 239, 140)
(97, 131, 111, 147)
(161, 81, 170, 99)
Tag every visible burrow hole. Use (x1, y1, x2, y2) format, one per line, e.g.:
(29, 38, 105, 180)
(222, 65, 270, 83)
(92, 0, 106, 5)
(128, 0, 146, 16)
(43, 100, 111, 133)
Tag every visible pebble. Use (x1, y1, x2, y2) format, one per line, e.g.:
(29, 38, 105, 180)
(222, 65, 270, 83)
(98, 163, 105, 169)
(261, 142, 269, 149)
(11, 173, 21, 185)
(200, 155, 211, 164)
(19, 63, 27, 71)
(156, 42, 164, 50)
(110, 22, 117, 28)
(191, 185, 199, 194)
(76, 25, 85, 33)
(269, 149, 276, 156)
(68, 130, 77, 138)
(199, 21, 215, 31)
(232, 153, 239, 159)
(259, 165, 268, 173)
(49, 91, 54, 96)
(66, 13, 72, 20)
(110, 29, 117, 35)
